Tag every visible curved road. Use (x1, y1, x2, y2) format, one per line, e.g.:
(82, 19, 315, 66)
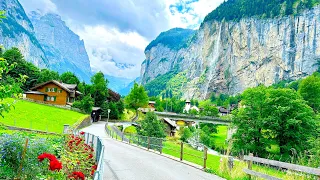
(81, 121, 224, 180)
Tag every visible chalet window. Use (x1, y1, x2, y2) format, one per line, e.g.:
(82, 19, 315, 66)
(45, 88, 49, 92)
(46, 96, 51, 101)
(58, 90, 63, 93)
(51, 97, 54, 101)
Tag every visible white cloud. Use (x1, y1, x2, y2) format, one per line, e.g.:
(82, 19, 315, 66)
(69, 24, 148, 78)
(19, 0, 224, 79)
(165, 0, 224, 29)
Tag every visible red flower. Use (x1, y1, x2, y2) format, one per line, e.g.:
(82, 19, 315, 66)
(88, 154, 93, 159)
(38, 153, 57, 162)
(68, 171, 85, 180)
(80, 131, 85, 135)
(91, 169, 95, 176)
(49, 160, 63, 171)
(92, 164, 97, 170)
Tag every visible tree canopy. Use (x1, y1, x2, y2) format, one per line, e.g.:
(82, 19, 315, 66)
(138, 112, 166, 138)
(232, 86, 317, 158)
(60, 71, 80, 85)
(90, 71, 108, 107)
(124, 82, 149, 110)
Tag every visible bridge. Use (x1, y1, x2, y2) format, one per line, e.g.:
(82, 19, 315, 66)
(154, 111, 231, 125)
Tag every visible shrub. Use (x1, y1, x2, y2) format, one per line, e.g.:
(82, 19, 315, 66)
(124, 126, 137, 134)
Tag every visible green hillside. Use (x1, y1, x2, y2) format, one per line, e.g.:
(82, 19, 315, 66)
(204, 0, 320, 23)
(0, 99, 88, 133)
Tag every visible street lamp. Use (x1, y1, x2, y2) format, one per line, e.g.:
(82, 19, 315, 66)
(107, 109, 111, 124)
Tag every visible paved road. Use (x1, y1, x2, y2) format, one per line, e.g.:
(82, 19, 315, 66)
(81, 121, 224, 180)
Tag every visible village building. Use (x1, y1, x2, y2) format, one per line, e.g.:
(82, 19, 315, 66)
(183, 99, 199, 113)
(24, 80, 82, 106)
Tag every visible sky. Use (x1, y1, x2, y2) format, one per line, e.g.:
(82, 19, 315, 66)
(19, 0, 224, 79)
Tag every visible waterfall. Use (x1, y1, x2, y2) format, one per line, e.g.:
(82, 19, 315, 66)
(203, 23, 222, 99)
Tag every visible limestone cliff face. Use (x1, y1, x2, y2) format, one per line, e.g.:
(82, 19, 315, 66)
(141, 6, 320, 99)
(29, 11, 92, 82)
(0, 0, 48, 67)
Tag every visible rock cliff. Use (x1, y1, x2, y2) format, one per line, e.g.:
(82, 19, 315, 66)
(141, 6, 320, 99)
(29, 11, 92, 82)
(0, 0, 48, 68)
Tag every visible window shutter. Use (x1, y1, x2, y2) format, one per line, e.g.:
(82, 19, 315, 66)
(54, 96, 56, 101)
(45, 87, 48, 92)
(54, 88, 57, 92)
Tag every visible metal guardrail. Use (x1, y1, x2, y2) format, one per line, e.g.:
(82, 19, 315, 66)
(105, 126, 208, 169)
(74, 130, 105, 180)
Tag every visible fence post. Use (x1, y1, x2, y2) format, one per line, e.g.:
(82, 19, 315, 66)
(18, 138, 29, 178)
(122, 134, 124, 142)
(203, 146, 207, 169)
(148, 136, 150, 150)
(228, 156, 234, 170)
(91, 135, 94, 147)
(180, 142, 183, 161)
(248, 153, 253, 180)
(160, 139, 163, 154)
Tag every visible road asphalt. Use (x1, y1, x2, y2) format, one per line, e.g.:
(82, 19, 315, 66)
(81, 121, 225, 180)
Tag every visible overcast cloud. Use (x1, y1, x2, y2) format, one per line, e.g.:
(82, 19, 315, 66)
(19, 0, 224, 79)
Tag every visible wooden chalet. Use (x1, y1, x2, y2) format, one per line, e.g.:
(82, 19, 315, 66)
(107, 89, 121, 102)
(25, 80, 82, 106)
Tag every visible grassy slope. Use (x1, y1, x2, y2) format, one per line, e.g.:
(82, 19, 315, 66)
(213, 126, 228, 149)
(1, 99, 87, 133)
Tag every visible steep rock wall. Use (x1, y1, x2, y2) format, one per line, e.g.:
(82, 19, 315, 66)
(141, 6, 320, 99)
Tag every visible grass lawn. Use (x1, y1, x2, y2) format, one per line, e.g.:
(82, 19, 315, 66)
(213, 125, 228, 149)
(162, 140, 295, 180)
(119, 109, 135, 121)
(0, 99, 88, 134)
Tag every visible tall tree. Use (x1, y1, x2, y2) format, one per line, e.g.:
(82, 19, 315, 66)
(37, 69, 60, 84)
(298, 74, 320, 112)
(232, 86, 269, 157)
(265, 88, 316, 155)
(138, 112, 166, 138)
(60, 71, 80, 84)
(91, 71, 108, 107)
(124, 82, 149, 110)
(2, 47, 40, 90)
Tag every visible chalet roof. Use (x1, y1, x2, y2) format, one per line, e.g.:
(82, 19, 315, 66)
(163, 118, 177, 128)
(92, 107, 102, 111)
(219, 107, 230, 114)
(24, 91, 46, 95)
(30, 80, 77, 93)
(61, 83, 77, 90)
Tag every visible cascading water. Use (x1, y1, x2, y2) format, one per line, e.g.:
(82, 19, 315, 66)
(203, 24, 222, 99)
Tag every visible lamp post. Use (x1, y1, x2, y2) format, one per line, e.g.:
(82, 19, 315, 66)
(107, 109, 111, 124)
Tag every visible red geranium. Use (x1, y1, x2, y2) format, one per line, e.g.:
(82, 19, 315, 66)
(80, 131, 85, 135)
(38, 153, 57, 162)
(49, 160, 63, 171)
(68, 171, 85, 180)
(88, 154, 93, 159)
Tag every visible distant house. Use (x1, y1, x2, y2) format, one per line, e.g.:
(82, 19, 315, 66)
(148, 101, 156, 108)
(25, 80, 82, 106)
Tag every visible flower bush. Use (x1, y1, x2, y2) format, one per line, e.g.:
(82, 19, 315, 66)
(0, 131, 64, 179)
(0, 130, 98, 179)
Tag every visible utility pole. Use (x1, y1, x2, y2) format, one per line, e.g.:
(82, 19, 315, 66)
(107, 109, 111, 124)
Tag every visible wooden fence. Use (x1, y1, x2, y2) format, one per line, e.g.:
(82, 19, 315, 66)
(244, 153, 320, 180)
